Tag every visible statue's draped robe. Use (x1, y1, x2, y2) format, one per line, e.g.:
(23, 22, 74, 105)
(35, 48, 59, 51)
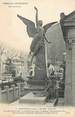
(30, 29, 47, 86)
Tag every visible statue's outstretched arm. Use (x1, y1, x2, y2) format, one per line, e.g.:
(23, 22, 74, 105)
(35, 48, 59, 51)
(34, 6, 38, 28)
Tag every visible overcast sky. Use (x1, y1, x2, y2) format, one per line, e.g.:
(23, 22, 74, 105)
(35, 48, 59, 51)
(0, 0, 75, 53)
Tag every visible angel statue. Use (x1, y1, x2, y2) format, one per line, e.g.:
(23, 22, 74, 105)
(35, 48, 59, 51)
(17, 7, 56, 88)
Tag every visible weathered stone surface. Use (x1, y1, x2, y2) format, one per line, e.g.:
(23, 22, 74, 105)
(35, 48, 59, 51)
(60, 11, 75, 106)
(19, 92, 46, 104)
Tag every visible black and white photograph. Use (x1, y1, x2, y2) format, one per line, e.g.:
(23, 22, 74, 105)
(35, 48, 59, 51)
(0, 0, 75, 116)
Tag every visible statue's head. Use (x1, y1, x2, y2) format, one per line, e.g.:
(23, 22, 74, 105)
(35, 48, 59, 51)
(38, 20, 43, 26)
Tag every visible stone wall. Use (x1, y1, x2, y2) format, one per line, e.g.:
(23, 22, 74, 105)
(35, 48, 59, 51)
(0, 83, 25, 103)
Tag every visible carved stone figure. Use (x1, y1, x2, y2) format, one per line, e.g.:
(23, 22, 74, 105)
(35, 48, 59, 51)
(17, 7, 56, 87)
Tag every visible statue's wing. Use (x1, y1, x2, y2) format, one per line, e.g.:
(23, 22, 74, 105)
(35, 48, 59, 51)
(17, 14, 37, 37)
(43, 22, 57, 33)
(43, 22, 57, 43)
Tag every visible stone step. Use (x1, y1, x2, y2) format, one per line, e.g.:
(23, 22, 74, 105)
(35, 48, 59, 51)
(19, 92, 46, 104)
(24, 85, 45, 91)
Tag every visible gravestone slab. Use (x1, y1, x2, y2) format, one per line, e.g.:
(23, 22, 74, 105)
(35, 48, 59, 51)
(19, 92, 46, 104)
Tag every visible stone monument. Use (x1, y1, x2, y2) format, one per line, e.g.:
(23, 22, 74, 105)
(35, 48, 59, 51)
(60, 11, 75, 106)
(17, 7, 56, 91)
